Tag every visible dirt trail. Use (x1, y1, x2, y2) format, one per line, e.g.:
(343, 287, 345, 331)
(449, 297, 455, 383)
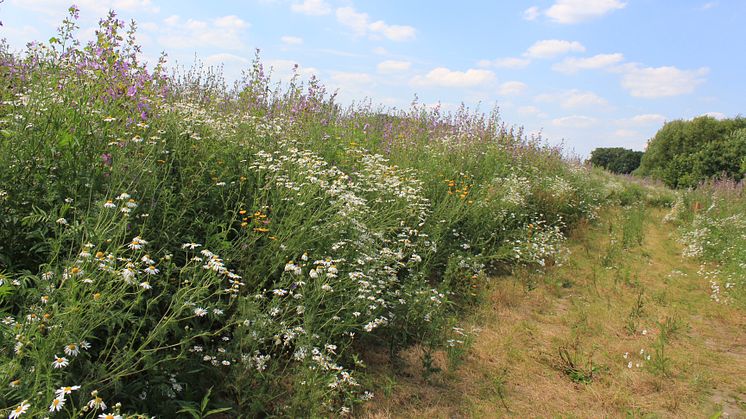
(363, 209, 746, 418)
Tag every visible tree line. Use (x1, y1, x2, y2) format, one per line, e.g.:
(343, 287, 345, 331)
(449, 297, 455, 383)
(590, 116, 746, 188)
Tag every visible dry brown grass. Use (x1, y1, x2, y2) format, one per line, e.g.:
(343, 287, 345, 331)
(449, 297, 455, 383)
(361, 208, 746, 418)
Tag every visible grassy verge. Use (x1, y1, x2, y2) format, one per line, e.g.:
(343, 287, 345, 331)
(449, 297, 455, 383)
(363, 207, 746, 418)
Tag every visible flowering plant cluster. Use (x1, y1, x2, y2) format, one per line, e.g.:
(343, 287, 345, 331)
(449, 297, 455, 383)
(664, 180, 745, 307)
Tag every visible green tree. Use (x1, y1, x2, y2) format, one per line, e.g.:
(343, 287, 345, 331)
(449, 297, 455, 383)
(589, 147, 644, 174)
(638, 116, 746, 187)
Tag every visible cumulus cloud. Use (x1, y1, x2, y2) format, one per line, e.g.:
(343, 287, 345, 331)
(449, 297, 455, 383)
(551, 115, 597, 128)
(552, 53, 624, 73)
(478, 57, 531, 69)
(630, 114, 667, 124)
(281, 35, 304, 45)
(701, 111, 726, 120)
(412, 67, 495, 88)
(518, 105, 543, 115)
(498, 81, 528, 96)
(536, 89, 607, 109)
(336, 7, 416, 42)
(545, 0, 626, 24)
(524, 39, 585, 59)
(618, 64, 709, 98)
(203, 53, 249, 66)
(377, 60, 412, 73)
(156, 15, 249, 50)
(701, 2, 718, 10)
(523, 6, 540, 21)
(290, 0, 332, 16)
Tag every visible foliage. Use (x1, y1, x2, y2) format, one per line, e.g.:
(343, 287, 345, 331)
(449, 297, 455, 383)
(665, 180, 746, 308)
(589, 147, 644, 174)
(637, 116, 746, 188)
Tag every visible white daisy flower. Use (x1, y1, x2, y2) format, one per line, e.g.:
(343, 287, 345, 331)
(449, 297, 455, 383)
(52, 355, 69, 369)
(49, 396, 65, 412)
(55, 385, 80, 397)
(194, 307, 208, 317)
(128, 236, 147, 250)
(63, 343, 80, 356)
(87, 394, 106, 411)
(9, 400, 30, 418)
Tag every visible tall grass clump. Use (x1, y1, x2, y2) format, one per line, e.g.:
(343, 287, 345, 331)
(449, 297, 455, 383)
(664, 179, 746, 307)
(1, 6, 615, 417)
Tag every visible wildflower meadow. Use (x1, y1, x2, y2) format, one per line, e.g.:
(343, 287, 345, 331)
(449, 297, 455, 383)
(1, 6, 741, 418)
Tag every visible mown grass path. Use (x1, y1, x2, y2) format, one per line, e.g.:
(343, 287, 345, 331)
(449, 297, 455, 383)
(364, 208, 746, 418)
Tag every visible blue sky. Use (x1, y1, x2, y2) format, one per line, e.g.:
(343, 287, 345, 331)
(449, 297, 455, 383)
(2, 0, 744, 156)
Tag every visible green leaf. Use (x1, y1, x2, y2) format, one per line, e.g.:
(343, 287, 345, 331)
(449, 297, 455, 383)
(57, 132, 75, 148)
(205, 407, 232, 417)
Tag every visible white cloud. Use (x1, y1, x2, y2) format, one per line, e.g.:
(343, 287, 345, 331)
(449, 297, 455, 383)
(290, 0, 332, 16)
(630, 114, 667, 124)
(545, 0, 626, 24)
(156, 15, 249, 50)
(203, 53, 249, 67)
(551, 115, 596, 128)
(618, 64, 709, 98)
(10, 0, 160, 16)
(498, 81, 527, 96)
(701, 2, 718, 10)
(518, 105, 542, 115)
(281, 35, 304, 45)
(524, 39, 585, 59)
(552, 53, 624, 73)
(377, 60, 412, 73)
(523, 6, 540, 21)
(701, 111, 726, 120)
(372, 47, 388, 55)
(336, 7, 416, 42)
(214, 15, 248, 29)
(562, 91, 608, 108)
(536, 89, 607, 109)
(411, 67, 495, 88)
(478, 57, 531, 69)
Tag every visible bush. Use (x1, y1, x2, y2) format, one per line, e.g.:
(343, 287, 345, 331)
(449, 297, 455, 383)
(638, 116, 746, 188)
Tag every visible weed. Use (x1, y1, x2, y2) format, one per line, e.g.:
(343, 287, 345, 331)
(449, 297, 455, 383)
(622, 203, 646, 249)
(626, 291, 646, 335)
(646, 335, 672, 378)
(555, 340, 601, 384)
(657, 315, 689, 342)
